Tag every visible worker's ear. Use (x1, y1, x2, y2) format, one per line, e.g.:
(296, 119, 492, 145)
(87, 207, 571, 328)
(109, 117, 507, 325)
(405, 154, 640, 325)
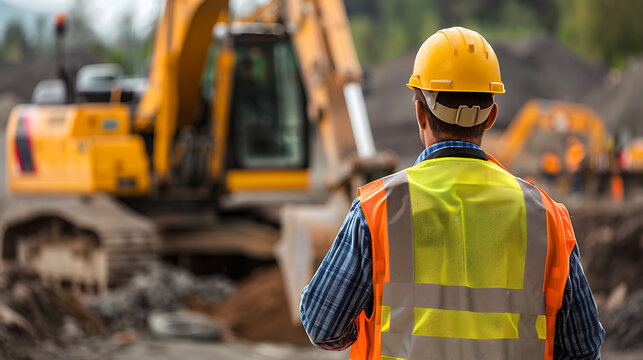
(415, 100, 428, 130)
(484, 103, 498, 130)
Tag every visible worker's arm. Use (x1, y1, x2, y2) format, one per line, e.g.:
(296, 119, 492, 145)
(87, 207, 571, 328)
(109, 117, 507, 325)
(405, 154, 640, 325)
(554, 244, 605, 359)
(300, 198, 373, 351)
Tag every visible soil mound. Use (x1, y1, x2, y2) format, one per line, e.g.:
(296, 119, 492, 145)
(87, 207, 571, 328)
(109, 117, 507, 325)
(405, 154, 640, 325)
(587, 58, 643, 135)
(211, 267, 311, 345)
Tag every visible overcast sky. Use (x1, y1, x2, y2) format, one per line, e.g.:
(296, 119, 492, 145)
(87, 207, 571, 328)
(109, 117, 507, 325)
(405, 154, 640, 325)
(4, 0, 272, 42)
(4, 0, 163, 41)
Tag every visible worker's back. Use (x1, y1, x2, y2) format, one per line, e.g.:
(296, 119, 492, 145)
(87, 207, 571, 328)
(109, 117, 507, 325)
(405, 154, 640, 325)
(302, 26, 602, 360)
(352, 148, 562, 360)
(406, 156, 529, 290)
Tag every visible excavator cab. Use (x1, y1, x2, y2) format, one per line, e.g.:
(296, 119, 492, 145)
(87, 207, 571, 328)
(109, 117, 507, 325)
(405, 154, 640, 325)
(228, 35, 308, 170)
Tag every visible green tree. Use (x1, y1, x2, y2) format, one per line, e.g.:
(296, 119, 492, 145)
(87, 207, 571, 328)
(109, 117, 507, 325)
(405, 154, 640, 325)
(1, 21, 31, 63)
(558, 0, 643, 67)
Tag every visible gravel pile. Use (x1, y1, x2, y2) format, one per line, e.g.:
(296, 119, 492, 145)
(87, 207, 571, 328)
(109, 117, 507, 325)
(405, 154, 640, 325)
(85, 263, 235, 332)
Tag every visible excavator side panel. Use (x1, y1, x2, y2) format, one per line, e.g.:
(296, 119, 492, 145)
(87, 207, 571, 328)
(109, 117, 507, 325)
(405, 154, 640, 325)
(7, 104, 149, 195)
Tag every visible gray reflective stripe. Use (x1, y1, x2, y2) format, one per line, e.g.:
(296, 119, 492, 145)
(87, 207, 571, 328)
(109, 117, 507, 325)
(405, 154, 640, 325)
(381, 332, 545, 360)
(388, 307, 414, 334)
(517, 178, 548, 292)
(383, 282, 545, 314)
(383, 170, 414, 283)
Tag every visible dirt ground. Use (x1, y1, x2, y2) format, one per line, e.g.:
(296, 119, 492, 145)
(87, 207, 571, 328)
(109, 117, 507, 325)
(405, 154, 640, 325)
(16, 337, 643, 360)
(21, 337, 349, 360)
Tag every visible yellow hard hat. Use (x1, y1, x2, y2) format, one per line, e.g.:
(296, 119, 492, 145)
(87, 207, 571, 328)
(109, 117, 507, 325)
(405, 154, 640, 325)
(407, 27, 505, 94)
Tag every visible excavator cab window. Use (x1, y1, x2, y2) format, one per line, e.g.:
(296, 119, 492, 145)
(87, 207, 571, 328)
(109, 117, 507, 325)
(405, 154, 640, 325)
(229, 35, 308, 169)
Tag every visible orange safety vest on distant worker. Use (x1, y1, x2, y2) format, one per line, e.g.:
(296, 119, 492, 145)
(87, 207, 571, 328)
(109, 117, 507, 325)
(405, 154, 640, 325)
(565, 142, 586, 174)
(349, 151, 576, 360)
(541, 152, 562, 176)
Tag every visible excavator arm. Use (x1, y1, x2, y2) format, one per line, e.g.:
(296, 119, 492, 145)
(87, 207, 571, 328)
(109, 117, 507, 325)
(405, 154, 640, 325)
(136, 0, 230, 182)
(284, 0, 378, 171)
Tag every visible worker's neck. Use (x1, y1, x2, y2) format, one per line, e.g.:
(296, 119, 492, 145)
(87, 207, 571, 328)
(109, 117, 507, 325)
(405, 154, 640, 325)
(424, 137, 482, 149)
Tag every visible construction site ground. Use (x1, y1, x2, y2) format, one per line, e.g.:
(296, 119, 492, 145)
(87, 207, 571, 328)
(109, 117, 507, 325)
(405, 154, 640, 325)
(1, 36, 643, 359)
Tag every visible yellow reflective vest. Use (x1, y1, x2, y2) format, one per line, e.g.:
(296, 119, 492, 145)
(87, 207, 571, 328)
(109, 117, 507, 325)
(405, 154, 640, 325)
(350, 149, 576, 360)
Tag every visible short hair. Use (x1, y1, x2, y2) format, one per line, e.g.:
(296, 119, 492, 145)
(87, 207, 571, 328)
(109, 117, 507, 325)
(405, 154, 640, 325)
(413, 88, 494, 142)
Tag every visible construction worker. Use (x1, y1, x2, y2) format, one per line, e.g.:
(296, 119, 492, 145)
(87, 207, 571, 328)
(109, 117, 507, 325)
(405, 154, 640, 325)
(540, 150, 562, 188)
(300, 27, 604, 359)
(565, 136, 587, 195)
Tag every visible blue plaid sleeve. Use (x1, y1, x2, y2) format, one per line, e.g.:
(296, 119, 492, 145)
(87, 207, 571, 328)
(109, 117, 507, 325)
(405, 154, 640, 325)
(554, 244, 605, 359)
(300, 198, 373, 350)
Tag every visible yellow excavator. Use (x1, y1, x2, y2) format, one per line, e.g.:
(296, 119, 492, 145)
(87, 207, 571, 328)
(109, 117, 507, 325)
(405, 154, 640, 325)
(493, 99, 610, 171)
(2, 0, 394, 315)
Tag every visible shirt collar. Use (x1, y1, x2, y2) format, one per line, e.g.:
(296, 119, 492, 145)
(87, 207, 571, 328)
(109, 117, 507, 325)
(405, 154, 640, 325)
(414, 141, 482, 165)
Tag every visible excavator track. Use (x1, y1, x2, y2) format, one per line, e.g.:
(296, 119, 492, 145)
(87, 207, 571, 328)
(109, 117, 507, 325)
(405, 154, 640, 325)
(0, 195, 159, 294)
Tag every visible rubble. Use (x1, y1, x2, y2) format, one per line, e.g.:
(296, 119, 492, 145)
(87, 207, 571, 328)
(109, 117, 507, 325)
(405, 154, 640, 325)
(148, 310, 224, 340)
(0, 264, 105, 360)
(603, 290, 643, 350)
(85, 263, 235, 332)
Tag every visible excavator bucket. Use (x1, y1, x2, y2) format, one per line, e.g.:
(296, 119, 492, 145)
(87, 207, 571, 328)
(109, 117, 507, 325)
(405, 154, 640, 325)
(275, 192, 350, 322)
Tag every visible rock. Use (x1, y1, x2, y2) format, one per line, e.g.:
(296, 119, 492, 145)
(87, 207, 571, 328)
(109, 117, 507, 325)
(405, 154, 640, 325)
(62, 316, 83, 339)
(148, 310, 224, 340)
(606, 283, 628, 311)
(111, 329, 138, 346)
(0, 302, 35, 337)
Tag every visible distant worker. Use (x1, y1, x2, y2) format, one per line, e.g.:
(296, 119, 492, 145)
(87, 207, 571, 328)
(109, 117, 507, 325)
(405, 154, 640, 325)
(300, 27, 604, 359)
(540, 150, 562, 188)
(565, 136, 587, 195)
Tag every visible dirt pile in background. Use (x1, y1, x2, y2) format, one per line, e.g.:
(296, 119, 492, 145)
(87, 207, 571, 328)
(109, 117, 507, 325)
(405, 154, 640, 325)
(567, 200, 643, 350)
(210, 266, 310, 345)
(0, 264, 105, 360)
(492, 37, 607, 128)
(587, 58, 643, 135)
(85, 263, 235, 332)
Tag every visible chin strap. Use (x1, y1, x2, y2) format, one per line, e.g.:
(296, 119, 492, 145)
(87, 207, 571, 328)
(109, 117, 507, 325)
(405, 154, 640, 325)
(421, 90, 493, 127)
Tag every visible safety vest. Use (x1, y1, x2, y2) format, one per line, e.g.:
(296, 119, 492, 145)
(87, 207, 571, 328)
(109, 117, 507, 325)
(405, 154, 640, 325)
(349, 149, 576, 360)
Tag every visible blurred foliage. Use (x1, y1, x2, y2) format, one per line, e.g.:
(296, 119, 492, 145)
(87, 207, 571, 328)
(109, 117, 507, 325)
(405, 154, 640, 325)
(1, 20, 31, 64)
(347, 0, 643, 68)
(0, 0, 157, 76)
(557, 0, 643, 68)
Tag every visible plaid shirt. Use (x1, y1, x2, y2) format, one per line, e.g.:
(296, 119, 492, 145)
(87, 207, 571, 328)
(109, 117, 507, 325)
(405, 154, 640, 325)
(300, 141, 605, 359)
